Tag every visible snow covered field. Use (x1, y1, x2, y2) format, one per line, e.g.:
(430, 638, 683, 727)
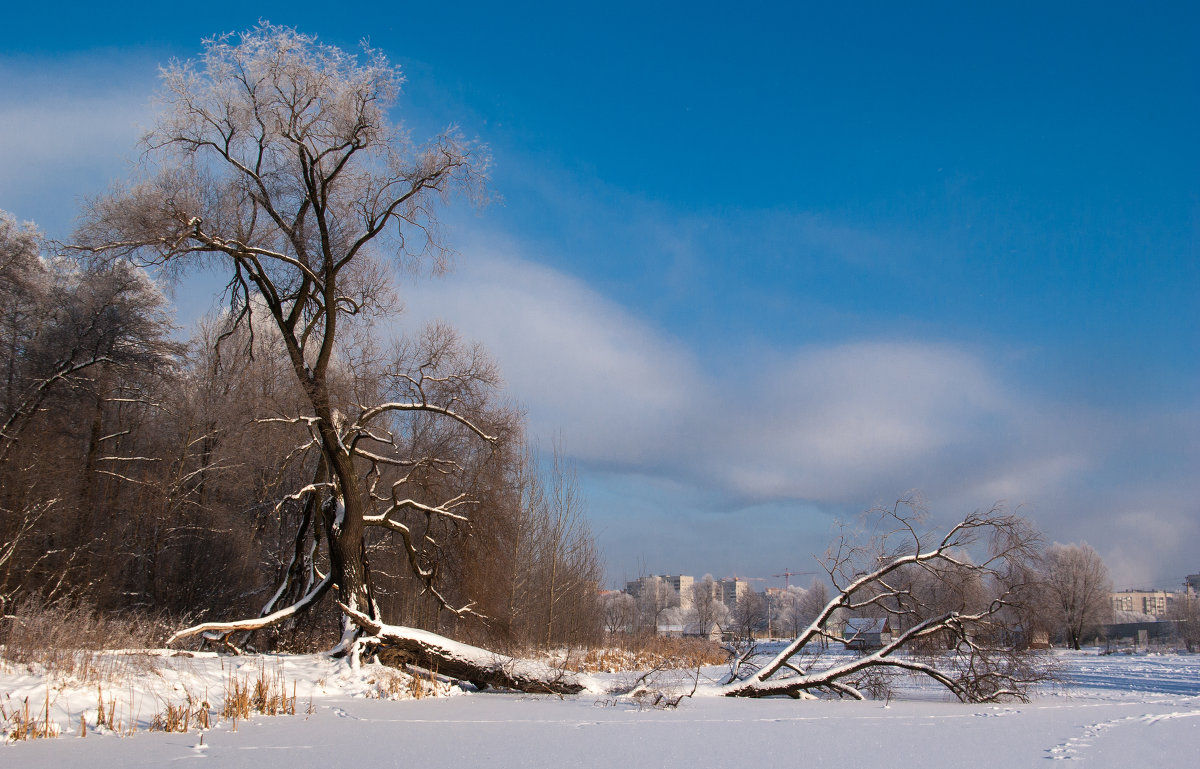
(3, 650, 1197, 767)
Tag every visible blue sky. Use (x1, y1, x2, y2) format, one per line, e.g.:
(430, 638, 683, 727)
(2, 2, 1197, 590)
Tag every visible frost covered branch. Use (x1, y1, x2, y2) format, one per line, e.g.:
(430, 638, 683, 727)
(720, 500, 1052, 702)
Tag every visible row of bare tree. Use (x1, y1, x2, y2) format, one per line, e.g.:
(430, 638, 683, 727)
(605, 537, 1114, 651)
(0, 209, 602, 650)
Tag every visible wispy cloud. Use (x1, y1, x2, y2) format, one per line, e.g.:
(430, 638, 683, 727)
(401, 235, 1199, 588)
(402, 240, 710, 468)
(0, 56, 156, 235)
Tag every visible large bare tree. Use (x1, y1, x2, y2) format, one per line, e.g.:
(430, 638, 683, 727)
(76, 24, 496, 657)
(1040, 542, 1111, 650)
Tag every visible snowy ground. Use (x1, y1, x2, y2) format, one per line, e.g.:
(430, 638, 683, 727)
(2, 649, 1197, 767)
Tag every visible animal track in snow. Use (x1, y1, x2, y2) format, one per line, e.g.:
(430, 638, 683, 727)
(1046, 709, 1200, 760)
(1047, 715, 1141, 760)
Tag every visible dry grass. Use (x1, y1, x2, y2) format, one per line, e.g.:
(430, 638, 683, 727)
(564, 636, 728, 673)
(149, 689, 212, 733)
(220, 661, 296, 728)
(0, 600, 313, 742)
(367, 666, 443, 700)
(0, 598, 170, 683)
(1, 692, 60, 741)
(93, 684, 139, 736)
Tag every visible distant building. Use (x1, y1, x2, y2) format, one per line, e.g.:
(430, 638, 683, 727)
(718, 578, 752, 606)
(662, 575, 694, 611)
(684, 621, 723, 642)
(841, 618, 892, 651)
(1186, 574, 1200, 597)
(1110, 590, 1175, 617)
(624, 575, 694, 610)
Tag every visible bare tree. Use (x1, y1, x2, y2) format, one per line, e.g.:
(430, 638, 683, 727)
(731, 591, 767, 641)
(1, 216, 176, 470)
(603, 591, 636, 635)
(75, 24, 496, 657)
(537, 440, 602, 647)
(1168, 595, 1200, 653)
(718, 499, 1052, 702)
(0, 213, 182, 611)
(635, 577, 678, 635)
(0, 211, 46, 424)
(0, 500, 59, 618)
(454, 439, 601, 650)
(690, 575, 725, 635)
(795, 581, 830, 647)
(773, 585, 809, 638)
(1040, 542, 1112, 650)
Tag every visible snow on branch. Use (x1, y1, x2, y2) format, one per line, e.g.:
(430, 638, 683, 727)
(719, 501, 1052, 702)
(341, 605, 602, 695)
(166, 573, 333, 647)
(356, 401, 497, 442)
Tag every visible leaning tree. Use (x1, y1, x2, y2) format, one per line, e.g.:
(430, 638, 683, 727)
(76, 24, 503, 659)
(715, 498, 1053, 702)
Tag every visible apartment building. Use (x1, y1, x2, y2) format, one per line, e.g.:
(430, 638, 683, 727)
(1110, 589, 1173, 617)
(719, 577, 753, 606)
(625, 574, 757, 611)
(624, 575, 695, 610)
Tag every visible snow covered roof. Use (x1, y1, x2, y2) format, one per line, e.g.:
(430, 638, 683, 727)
(844, 618, 888, 634)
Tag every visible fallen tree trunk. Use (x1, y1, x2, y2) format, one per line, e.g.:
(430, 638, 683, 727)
(716, 503, 1054, 703)
(342, 605, 602, 695)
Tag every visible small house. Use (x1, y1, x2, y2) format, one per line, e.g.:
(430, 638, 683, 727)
(841, 618, 892, 651)
(683, 621, 723, 643)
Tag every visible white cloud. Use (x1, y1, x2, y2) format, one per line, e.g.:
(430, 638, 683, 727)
(402, 240, 1041, 505)
(718, 341, 1014, 501)
(401, 242, 711, 466)
(398, 237, 1198, 588)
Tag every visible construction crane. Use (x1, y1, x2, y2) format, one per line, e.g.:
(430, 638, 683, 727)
(773, 568, 815, 588)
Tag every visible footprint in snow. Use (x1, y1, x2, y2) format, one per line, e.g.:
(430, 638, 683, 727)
(1046, 714, 1144, 760)
(1141, 709, 1200, 725)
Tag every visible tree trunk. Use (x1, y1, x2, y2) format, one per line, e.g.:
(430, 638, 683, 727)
(344, 606, 596, 695)
(318, 419, 378, 647)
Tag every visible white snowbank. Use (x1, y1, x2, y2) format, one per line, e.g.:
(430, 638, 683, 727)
(2, 650, 1198, 767)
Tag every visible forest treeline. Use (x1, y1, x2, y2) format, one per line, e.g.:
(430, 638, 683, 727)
(0, 209, 603, 651)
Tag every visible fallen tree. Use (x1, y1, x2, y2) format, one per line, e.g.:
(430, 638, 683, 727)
(718, 499, 1053, 702)
(342, 605, 599, 694)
